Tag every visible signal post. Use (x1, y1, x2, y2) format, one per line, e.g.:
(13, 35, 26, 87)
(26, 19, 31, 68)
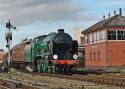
(5, 20, 16, 71)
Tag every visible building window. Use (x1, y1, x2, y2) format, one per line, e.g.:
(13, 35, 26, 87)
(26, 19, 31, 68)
(99, 31, 103, 40)
(108, 30, 125, 40)
(97, 32, 99, 41)
(102, 31, 106, 40)
(87, 35, 89, 43)
(92, 34, 94, 43)
(89, 34, 92, 43)
(98, 50, 100, 62)
(108, 30, 116, 40)
(94, 33, 96, 42)
(93, 52, 96, 61)
(117, 30, 125, 40)
(90, 52, 92, 62)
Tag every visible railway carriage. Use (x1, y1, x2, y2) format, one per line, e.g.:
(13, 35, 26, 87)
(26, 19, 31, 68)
(10, 39, 31, 68)
(0, 49, 5, 64)
(0, 49, 8, 71)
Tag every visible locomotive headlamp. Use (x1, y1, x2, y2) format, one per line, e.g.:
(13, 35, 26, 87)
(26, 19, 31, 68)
(73, 54, 78, 59)
(53, 54, 58, 59)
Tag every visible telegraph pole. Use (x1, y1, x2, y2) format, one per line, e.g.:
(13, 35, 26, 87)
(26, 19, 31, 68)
(5, 20, 16, 71)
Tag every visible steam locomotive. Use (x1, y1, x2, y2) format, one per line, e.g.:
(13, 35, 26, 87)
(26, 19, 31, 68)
(10, 29, 78, 74)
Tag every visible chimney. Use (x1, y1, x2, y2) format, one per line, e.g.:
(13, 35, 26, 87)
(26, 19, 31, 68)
(58, 29, 64, 34)
(103, 15, 105, 20)
(114, 11, 116, 15)
(108, 13, 111, 18)
(119, 8, 122, 16)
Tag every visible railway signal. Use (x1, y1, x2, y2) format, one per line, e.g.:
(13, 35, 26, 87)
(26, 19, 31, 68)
(5, 20, 16, 71)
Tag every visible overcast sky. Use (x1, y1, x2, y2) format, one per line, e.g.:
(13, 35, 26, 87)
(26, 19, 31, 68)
(0, 0, 125, 50)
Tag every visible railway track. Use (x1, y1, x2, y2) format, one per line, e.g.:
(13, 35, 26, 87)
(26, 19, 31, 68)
(0, 85, 10, 89)
(0, 77, 44, 89)
(17, 69, 125, 87)
(39, 73, 125, 87)
(0, 72, 45, 89)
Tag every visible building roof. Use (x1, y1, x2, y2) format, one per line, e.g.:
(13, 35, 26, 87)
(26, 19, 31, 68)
(82, 14, 125, 34)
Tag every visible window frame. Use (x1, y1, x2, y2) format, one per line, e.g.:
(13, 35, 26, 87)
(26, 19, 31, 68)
(107, 30, 117, 40)
(107, 30, 125, 40)
(93, 52, 96, 61)
(98, 50, 100, 62)
(90, 52, 92, 62)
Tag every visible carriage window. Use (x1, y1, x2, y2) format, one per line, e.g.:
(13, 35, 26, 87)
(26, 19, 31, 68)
(108, 30, 116, 40)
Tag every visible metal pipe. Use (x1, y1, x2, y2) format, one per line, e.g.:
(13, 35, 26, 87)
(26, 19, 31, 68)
(6, 20, 11, 71)
(119, 8, 122, 16)
(105, 29, 108, 67)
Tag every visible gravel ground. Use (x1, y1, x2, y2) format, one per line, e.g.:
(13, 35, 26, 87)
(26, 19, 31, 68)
(0, 69, 125, 89)
(41, 75, 125, 89)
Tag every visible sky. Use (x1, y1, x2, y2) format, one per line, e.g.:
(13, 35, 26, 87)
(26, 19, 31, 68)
(0, 0, 125, 50)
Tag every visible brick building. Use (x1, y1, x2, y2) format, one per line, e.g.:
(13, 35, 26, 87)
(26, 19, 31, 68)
(81, 10, 125, 68)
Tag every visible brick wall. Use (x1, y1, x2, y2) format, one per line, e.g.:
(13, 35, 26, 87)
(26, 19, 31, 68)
(108, 41, 125, 66)
(85, 42, 107, 67)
